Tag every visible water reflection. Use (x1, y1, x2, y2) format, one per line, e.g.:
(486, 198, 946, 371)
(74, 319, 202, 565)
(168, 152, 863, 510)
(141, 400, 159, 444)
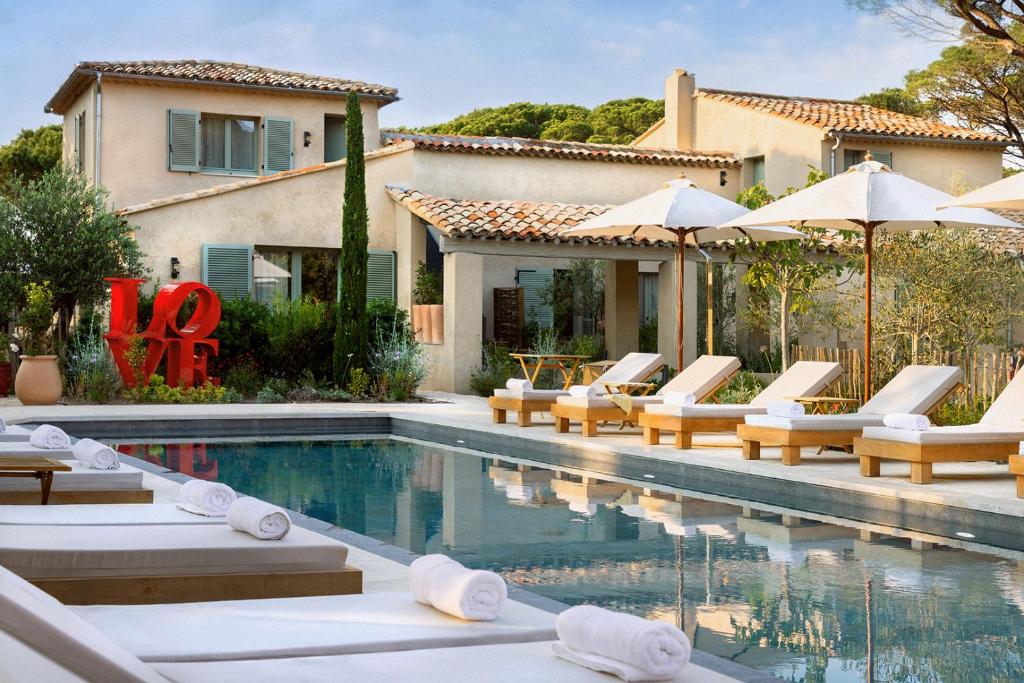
(126, 438, 1024, 682)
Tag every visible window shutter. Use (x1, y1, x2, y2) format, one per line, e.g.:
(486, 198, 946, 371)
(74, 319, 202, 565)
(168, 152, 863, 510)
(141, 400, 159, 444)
(263, 116, 293, 174)
(72, 113, 81, 171)
(366, 250, 396, 301)
(517, 268, 553, 329)
(202, 244, 253, 300)
(167, 109, 200, 172)
(871, 151, 893, 168)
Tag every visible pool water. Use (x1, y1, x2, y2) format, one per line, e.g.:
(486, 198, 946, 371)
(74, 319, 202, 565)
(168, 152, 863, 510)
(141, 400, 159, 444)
(122, 438, 1024, 682)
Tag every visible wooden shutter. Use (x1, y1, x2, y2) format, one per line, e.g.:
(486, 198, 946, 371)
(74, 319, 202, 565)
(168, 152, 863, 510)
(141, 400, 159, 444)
(72, 113, 81, 171)
(263, 116, 293, 174)
(167, 109, 200, 172)
(202, 244, 253, 300)
(517, 268, 553, 329)
(493, 287, 524, 348)
(366, 250, 396, 301)
(871, 151, 893, 168)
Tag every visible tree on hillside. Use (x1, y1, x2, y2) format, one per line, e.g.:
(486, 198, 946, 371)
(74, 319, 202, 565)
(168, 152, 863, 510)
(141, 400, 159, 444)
(419, 98, 664, 144)
(333, 91, 370, 386)
(855, 87, 929, 117)
(0, 125, 61, 190)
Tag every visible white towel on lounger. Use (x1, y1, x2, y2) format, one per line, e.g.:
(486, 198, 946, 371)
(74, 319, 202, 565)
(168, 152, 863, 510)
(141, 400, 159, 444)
(71, 438, 120, 470)
(767, 400, 805, 418)
(568, 384, 596, 398)
(29, 424, 70, 449)
(226, 497, 291, 540)
(883, 413, 930, 431)
(662, 392, 696, 407)
(505, 378, 533, 391)
(553, 605, 691, 681)
(177, 479, 237, 516)
(409, 554, 507, 621)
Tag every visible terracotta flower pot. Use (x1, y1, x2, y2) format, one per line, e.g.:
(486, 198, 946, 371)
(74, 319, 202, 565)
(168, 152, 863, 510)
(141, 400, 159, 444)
(412, 305, 428, 343)
(15, 355, 62, 405)
(429, 304, 444, 344)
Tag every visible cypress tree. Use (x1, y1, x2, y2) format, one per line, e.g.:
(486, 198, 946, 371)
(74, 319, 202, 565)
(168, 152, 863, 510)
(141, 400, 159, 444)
(333, 90, 369, 385)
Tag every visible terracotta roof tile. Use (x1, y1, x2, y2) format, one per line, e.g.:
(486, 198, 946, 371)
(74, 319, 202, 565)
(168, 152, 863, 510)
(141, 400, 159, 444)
(699, 88, 1008, 144)
(382, 132, 740, 168)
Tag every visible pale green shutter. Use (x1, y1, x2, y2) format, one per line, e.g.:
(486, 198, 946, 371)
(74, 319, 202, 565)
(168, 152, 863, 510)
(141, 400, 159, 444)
(518, 268, 553, 329)
(871, 151, 893, 168)
(263, 116, 293, 174)
(366, 250, 396, 301)
(202, 244, 253, 300)
(167, 109, 200, 172)
(72, 113, 81, 172)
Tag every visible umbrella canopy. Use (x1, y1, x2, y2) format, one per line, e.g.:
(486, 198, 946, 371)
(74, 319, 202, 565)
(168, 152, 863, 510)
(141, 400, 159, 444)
(253, 253, 292, 282)
(563, 178, 804, 370)
(940, 171, 1024, 210)
(723, 158, 1022, 398)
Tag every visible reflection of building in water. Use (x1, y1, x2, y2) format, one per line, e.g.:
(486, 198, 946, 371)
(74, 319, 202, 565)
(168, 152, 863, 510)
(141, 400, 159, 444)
(119, 443, 218, 480)
(996, 562, 1024, 616)
(487, 463, 555, 507)
(549, 474, 628, 517)
(638, 491, 737, 539)
(411, 451, 444, 492)
(854, 535, 996, 592)
(738, 514, 857, 565)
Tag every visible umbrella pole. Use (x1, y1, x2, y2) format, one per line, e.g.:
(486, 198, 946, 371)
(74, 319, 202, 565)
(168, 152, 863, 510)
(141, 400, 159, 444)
(676, 232, 686, 371)
(863, 225, 874, 400)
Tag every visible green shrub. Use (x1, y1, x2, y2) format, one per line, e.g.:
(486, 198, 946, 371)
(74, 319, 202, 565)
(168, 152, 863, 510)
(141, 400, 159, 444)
(372, 321, 429, 401)
(716, 371, 766, 404)
(132, 374, 232, 404)
(19, 281, 54, 355)
(63, 316, 121, 403)
(639, 319, 658, 353)
(568, 334, 602, 359)
(932, 398, 988, 426)
(255, 386, 285, 403)
(346, 367, 371, 396)
(469, 343, 516, 396)
(211, 297, 271, 377)
(413, 261, 442, 305)
(368, 298, 413, 348)
(265, 297, 334, 382)
(222, 355, 263, 397)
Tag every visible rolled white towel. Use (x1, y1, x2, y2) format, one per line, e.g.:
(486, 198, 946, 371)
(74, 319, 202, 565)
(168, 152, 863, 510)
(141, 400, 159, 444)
(883, 413, 930, 431)
(71, 438, 120, 470)
(662, 392, 696, 407)
(505, 378, 533, 392)
(226, 497, 291, 540)
(767, 400, 805, 418)
(29, 424, 71, 450)
(568, 384, 596, 398)
(178, 479, 237, 517)
(409, 554, 507, 621)
(553, 605, 691, 682)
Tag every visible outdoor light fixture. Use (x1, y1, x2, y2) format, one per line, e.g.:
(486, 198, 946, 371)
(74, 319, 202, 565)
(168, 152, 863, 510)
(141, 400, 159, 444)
(170, 257, 180, 279)
(955, 531, 976, 539)
(303, 131, 312, 147)
(719, 170, 727, 186)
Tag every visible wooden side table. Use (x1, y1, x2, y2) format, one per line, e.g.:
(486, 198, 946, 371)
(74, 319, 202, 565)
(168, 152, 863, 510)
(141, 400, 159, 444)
(509, 353, 589, 390)
(581, 360, 617, 385)
(0, 456, 71, 504)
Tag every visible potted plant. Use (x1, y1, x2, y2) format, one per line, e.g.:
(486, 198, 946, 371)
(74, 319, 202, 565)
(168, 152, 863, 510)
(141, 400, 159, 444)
(14, 282, 62, 405)
(413, 262, 444, 344)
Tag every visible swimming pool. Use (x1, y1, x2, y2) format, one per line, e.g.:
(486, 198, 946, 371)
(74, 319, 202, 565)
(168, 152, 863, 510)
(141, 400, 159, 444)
(122, 437, 1024, 682)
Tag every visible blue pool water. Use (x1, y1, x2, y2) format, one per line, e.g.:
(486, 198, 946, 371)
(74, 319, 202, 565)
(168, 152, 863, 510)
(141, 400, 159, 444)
(123, 437, 1024, 682)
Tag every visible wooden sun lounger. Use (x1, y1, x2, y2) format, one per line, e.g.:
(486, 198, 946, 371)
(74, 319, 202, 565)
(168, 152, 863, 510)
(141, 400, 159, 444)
(0, 461, 154, 505)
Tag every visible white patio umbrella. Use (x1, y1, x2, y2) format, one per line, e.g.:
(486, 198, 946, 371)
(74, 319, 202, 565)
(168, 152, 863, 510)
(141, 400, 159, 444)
(722, 157, 1022, 398)
(561, 177, 805, 371)
(940, 171, 1024, 210)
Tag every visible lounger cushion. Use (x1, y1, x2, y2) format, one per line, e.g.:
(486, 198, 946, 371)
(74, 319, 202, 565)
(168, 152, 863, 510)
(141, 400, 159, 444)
(861, 424, 1024, 445)
(644, 403, 766, 419)
(2, 524, 349, 579)
(656, 355, 741, 400)
(979, 372, 1024, 428)
(591, 352, 664, 386)
(554, 395, 666, 410)
(492, 388, 567, 401)
(0, 565, 165, 683)
(0, 442, 74, 459)
(0, 462, 143, 491)
(748, 361, 843, 407)
(858, 365, 961, 416)
(744, 413, 885, 431)
(0, 503, 224, 526)
(0, 424, 33, 442)
(74, 591, 557, 663)
(152, 641, 716, 683)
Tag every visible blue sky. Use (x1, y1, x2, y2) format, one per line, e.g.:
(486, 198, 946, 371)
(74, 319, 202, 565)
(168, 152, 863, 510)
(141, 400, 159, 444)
(0, 0, 945, 143)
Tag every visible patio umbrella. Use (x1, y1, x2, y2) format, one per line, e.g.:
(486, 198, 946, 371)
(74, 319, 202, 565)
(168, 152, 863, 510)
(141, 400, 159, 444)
(722, 156, 1022, 398)
(940, 171, 1024, 210)
(561, 178, 805, 371)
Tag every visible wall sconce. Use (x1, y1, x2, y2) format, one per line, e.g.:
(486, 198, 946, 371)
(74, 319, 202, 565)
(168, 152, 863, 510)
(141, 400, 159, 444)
(303, 131, 312, 147)
(719, 170, 727, 187)
(170, 257, 180, 280)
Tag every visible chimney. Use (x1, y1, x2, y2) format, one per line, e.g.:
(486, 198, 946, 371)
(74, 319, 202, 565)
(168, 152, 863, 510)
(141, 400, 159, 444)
(664, 69, 695, 151)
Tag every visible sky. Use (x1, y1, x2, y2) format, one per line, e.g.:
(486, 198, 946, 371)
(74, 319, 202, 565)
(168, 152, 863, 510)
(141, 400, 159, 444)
(0, 0, 947, 143)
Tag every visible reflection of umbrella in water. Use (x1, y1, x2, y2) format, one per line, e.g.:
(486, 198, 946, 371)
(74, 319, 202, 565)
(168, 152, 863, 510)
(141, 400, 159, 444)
(253, 253, 293, 283)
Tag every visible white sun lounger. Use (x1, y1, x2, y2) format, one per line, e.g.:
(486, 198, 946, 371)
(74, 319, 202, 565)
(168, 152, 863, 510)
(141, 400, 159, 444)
(0, 461, 152, 504)
(489, 351, 665, 427)
(549, 354, 741, 437)
(0, 424, 34, 442)
(637, 360, 842, 449)
(2, 522, 360, 604)
(737, 365, 962, 466)
(855, 371, 1024, 484)
(0, 502, 224, 525)
(0, 441, 75, 459)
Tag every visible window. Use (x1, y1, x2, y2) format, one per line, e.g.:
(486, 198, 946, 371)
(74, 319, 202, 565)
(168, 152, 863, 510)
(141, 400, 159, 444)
(253, 249, 294, 304)
(71, 112, 86, 172)
(324, 115, 347, 163)
(517, 269, 554, 329)
(746, 156, 765, 188)
(202, 115, 258, 175)
(844, 149, 893, 171)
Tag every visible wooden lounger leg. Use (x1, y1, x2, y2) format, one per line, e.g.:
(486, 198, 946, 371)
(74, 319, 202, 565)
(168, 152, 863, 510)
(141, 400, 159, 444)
(781, 445, 801, 466)
(742, 440, 760, 460)
(492, 408, 507, 424)
(859, 455, 880, 477)
(1018, 475, 1024, 499)
(555, 416, 570, 433)
(517, 411, 532, 427)
(643, 426, 660, 445)
(674, 431, 692, 450)
(910, 462, 933, 484)
(581, 420, 597, 437)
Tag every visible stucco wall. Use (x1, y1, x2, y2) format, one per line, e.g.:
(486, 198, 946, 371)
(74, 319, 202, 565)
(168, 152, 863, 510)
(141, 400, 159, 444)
(89, 80, 384, 208)
(835, 139, 1003, 193)
(61, 83, 96, 181)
